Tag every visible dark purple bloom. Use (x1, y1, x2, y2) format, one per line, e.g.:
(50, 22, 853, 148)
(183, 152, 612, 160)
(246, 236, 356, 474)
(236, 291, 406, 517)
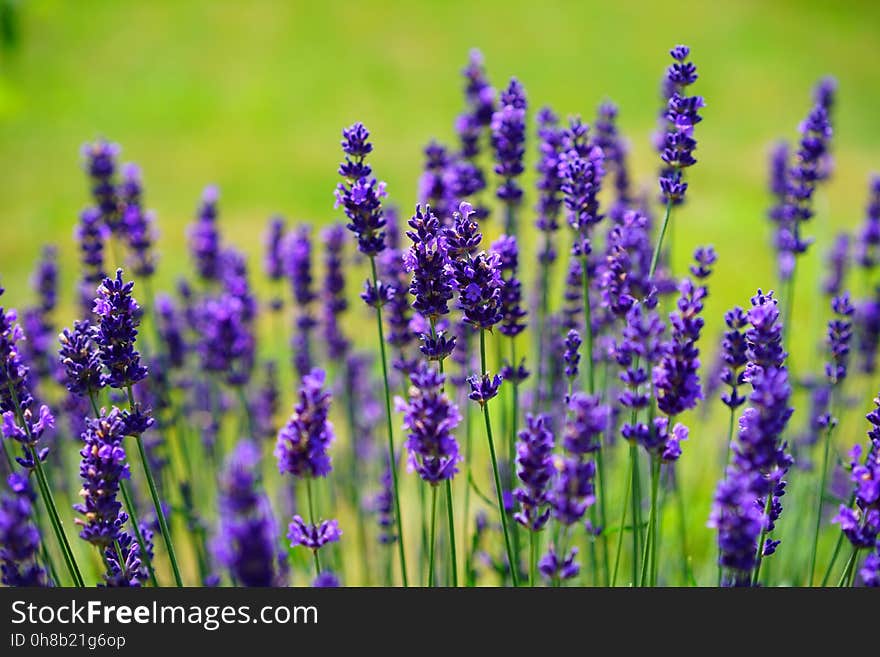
(287, 515, 341, 550)
(535, 107, 564, 264)
(539, 544, 579, 582)
(767, 142, 794, 279)
(617, 297, 664, 432)
(264, 215, 287, 284)
(275, 368, 334, 479)
(58, 320, 104, 396)
(461, 49, 496, 129)
(188, 185, 221, 281)
(564, 393, 607, 456)
(373, 455, 397, 545)
(658, 45, 704, 205)
(491, 78, 527, 215)
(490, 236, 526, 337)
(593, 101, 632, 217)
(73, 408, 130, 547)
(825, 292, 854, 386)
(857, 176, 880, 269)
(214, 441, 286, 586)
(450, 246, 503, 330)
(251, 361, 280, 442)
(401, 363, 461, 484)
(550, 454, 596, 526)
(101, 530, 147, 587)
(709, 467, 763, 586)
(513, 414, 554, 531)
(82, 139, 121, 232)
(336, 123, 387, 257)
(720, 307, 749, 409)
(599, 210, 652, 318)
(563, 329, 581, 381)
(154, 294, 186, 370)
(0, 473, 49, 587)
(419, 331, 456, 362)
(405, 205, 454, 320)
(444, 201, 482, 258)
(322, 224, 350, 360)
(559, 123, 605, 238)
(418, 141, 453, 219)
(285, 227, 316, 379)
(22, 246, 58, 380)
(822, 233, 849, 297)
(76, 207, 108, 314)
(360, 278, 394, 309)
(92, 270, 147, 389)
(313, 571, 341, 587)
(120, 164, 156, 278)
(654, 249, 713, 417)
(861, 546, 880, 587)
(776, 97, 833, 272)
(467, 373, 502, 406)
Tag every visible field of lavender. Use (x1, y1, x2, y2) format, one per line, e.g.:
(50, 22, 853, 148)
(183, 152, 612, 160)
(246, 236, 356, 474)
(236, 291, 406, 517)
(2, 3, 880, 589)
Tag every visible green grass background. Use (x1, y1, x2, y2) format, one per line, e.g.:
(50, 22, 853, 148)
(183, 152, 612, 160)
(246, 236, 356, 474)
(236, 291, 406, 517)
(1, 0, 879, 585)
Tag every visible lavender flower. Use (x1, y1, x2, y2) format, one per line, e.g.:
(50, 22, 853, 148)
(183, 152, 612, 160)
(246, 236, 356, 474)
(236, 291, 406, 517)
(400, 363, 461, 484)
(188, 185, 221, 281)
(73, 408, 130, 547)
(449, 247, 503, 330)
(861, 546, 880, 587)
(822, 233, 850, 297)
(539, 544, 580, 582)
(0, 473, 49, 586)
(336, 122, 387, 257)
(405, 205, 454, 320)
(23, 246, 58, 380)
(658, 45, 704, 205)
(709, 468, 763, 586)
(285, 226, 317, 379)
(322, 224, 350, 360)
(559, 122, 605, 240)
(102, 530, 147, 587)
(491, 78, 527, 217)
(418, 141, 452, 219)
(313, 571, 341, 587)
(58, 320, 103, 397)
(214, 441, 286, 586)
(92, 269, 147, 389)
(550, 455, 596, 526)
(825, 292, 854, 386)
(120, 164, 156, 278)
(373, 456, 397, 545)
(467, 374, 502, 405)
(82, 139, 121, 231)
(654, 248, 714, 417)
(563, 329, 581, 381)
(462, 49, 496, 129)
(599, 210, 652, 318)
(617, 298, 665, 445)
(856, 294, 880, 375)
(856, 175, 880, 270)
(491, 235, 526, 337)
(154, 294, 186, 370)
(287, 516, 341, 550)
(593, 101, 632, 217)
(833, 441, 879, 550)
(76, 207, 108, 314)
(513, 414, 554, 531)
(564, 393, 608, 456)
(264, 215, 287, 311)
(535, 107, 564, 264)
(251, 361, 279, 442)
(275, 368, 334, 479)
(720, 307, 749, 409)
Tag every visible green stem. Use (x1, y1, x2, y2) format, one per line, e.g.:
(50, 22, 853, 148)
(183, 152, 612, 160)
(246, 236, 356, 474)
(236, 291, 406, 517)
(611, 447, 633, 587)
(837, 546, 859, 587)
(648, 199, 673, 281)
(629, 441, 642, 586)
(370, 256, 408, 587)
(445, 479, 458, 587)
(529, 530, 538, 587)
(595, 447, 610, 587)
(751, 492, 775, 586)
(427, 485, 438, 587)
(639, 454, 660, 587)
(673, 477, 690, 586)
(480, 329, 518, 587)
(119, 480, 159, 587)
(807, 397, 836, 585)
(533, 244, 551, 413)
(306, 478, 321, 576)
(781, 261, 797, 355)
(128, 387, 183, 586)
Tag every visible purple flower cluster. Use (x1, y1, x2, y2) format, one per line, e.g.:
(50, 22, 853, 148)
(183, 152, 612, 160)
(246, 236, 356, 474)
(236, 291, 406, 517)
(856, 176, 880, 269)
(490, 235, 526, 337)
(405, 205, 454, 320)
(76, 208, 108, 314)
(563, 329, 581, 382)
(401, 364, 461, 484)
(93, 269, 147, 389)
(285, 226, 317, 379)
(0, 473, 49, 586)
(822, 233, 849, 297)
(336, 123, 387, 257)
(654, 248, 714, 417)
(719, 307, 749, 409)
(82, 139, 121, 232)
(491, 78, 527, 216)
(449, 248, 503, 331)
(120, 164, 156, 278)
(214, 441, 286, 586)
(73, 408, 130, 547)
(275, 368, 334, 479)
(513, 414, 554, 531)
(188, 185, 221, 281)
(535, 108, 564, 263)
(287, 516, 341, 550)
(658, 45, 704, 205)
(825, 292, 854, 386)
(559, 121, 605, 242)
(264, 215, 287, 312)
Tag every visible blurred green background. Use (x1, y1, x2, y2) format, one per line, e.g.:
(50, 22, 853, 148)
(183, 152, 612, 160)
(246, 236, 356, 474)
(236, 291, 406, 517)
(0, 0, 878, 585)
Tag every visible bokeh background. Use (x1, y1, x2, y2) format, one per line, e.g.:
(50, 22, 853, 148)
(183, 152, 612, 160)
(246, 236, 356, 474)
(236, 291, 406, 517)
(0, 0, 878, 584)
